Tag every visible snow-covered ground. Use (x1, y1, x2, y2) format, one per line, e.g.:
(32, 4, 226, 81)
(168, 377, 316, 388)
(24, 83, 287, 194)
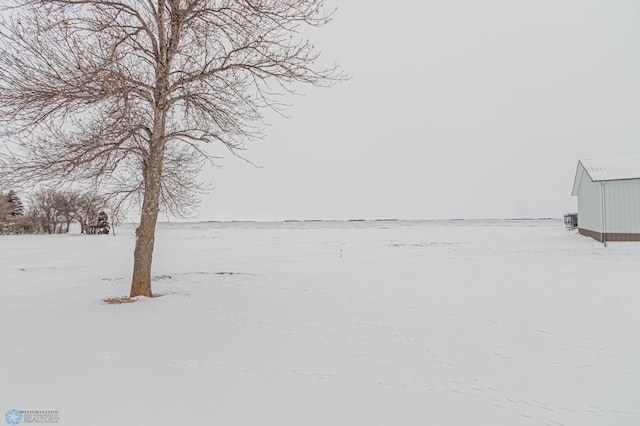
(0, 220, 638, 425)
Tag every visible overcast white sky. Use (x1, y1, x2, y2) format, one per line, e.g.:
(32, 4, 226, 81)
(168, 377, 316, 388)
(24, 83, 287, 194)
(192, 0, 640, 222)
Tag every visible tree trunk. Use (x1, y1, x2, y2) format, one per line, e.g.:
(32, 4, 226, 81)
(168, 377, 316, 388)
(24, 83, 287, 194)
(130, 112, 166, 297)
(130, 1, 171, 298)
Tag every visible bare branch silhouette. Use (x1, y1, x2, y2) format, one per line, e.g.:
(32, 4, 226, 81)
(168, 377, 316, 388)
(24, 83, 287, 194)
(0, 0, 346, 297)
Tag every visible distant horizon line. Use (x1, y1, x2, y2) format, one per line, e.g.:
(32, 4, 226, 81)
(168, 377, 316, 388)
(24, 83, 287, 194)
(148, 217, 562, 224)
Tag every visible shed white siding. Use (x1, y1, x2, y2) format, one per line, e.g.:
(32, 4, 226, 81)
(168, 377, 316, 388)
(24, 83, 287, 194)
(572, 156, 640, 241)
(602, 179, 640, 233)
(575, 165, 603, 232)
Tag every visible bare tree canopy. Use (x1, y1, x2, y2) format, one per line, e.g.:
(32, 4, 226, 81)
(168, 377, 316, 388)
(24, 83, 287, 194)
(0, 0, 345, 297)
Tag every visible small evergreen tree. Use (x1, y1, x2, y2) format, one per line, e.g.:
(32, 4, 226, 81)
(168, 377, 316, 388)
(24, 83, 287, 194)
(0, 194, 11, 233)
(6, 190, 24, 216)
(95, 211, 110, 235)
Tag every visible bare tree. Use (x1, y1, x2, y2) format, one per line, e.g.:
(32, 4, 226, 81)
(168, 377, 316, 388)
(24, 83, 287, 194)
(0, 1, 344, 297)
(53, 191, 77, 233)
(72, 191, 113, 234)
(29, 189, 64, 234)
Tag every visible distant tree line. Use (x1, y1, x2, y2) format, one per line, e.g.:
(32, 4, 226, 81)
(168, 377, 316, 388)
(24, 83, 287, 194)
(0, 189, 113, 235)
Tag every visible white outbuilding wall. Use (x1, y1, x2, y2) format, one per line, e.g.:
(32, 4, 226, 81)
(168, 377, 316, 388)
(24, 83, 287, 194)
(573, 163, 602, 232)
(572, 157, 640, 241)
(601, 179, 640, 234)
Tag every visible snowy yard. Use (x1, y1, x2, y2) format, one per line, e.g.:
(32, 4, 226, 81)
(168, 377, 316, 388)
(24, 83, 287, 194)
(0, 220, 638, 425)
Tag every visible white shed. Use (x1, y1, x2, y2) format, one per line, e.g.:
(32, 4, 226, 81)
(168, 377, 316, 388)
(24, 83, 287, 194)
(572, 156, 640, 242)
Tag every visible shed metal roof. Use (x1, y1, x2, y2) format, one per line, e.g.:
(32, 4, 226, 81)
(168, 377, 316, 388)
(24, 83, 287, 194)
(579, 156, 640, 182)
(572, 156, 640, 196)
